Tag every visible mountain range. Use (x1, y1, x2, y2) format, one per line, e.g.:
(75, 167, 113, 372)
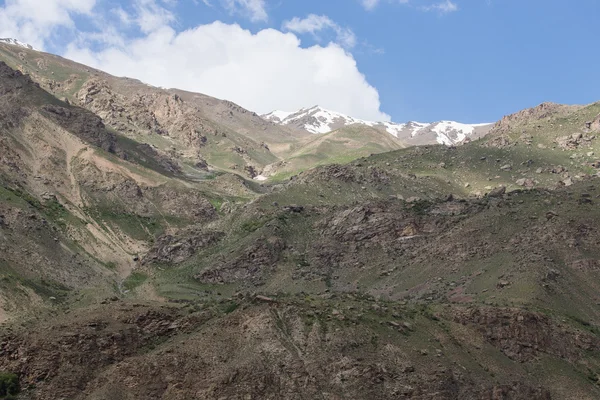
(1, 37, 600, 399)
(263, 105, 492, 145)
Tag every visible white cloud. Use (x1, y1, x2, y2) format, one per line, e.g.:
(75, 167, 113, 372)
(363, 0, 454, 12)
(0, 0, 96, 49)
(422, 0, 458, 14)
(283, 14, 357, 49)
(1, 0, 388, 121)
(65, 22, 389, 121)
(111, 6, 133, 26)
(221, 0, 267, 22)
(361, 0, 380, 10)
(134, 0, 176, 33)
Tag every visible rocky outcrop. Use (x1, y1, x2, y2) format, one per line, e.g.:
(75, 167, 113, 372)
(42, 104, 117, 153)
(306, 164, 391, 186)
(555, 132, 595, 150)
(0, 305, 209, 400)
(0, 302, 559, 400)
(585, 113, 600, 132)
(143, 228, 224, 264)
(196, 236, 285, 284)
(451, 307, 600, 363)
(76, 78, 168, 137)
(75, 78, 225, 149)
(490, 102, 582, 135)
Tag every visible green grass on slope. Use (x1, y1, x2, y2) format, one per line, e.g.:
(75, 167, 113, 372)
(269, 125, 404, 181)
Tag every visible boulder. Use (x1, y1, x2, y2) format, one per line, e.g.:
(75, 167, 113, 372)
(284, 205, 304, 213)
(516, 178, 535, 188)
(562, 177, 574, 187)
(497, 280, 511, 288)
(488, 186, 506, 198)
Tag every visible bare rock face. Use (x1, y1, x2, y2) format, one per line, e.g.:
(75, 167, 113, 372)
(76, 78, 165, 136)
(74, 78, 224, 150)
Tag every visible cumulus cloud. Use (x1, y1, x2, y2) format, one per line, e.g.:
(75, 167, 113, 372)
(65, 22, 389, 121)
(283, 14, 357, 49)
(1, 0, 388, 121)
(0, 0, 96, 49)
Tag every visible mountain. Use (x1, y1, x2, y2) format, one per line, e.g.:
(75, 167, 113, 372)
(263, 105, 493, 145)
(0, 40, 308, 180)
(3, 40, 600, 400)
(0, 37, 35, 50)
(261, 124, 406, 180)
(0, 41, 491, 182)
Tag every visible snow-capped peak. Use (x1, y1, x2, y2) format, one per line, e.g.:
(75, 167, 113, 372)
(0, 38, 35, 50)
(262, 110, 296, 123)
(430, 121, 492, 146)
(262, 105, 492, 145)
(263, 105, 371, 134)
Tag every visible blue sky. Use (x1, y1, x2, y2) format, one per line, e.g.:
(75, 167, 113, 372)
(1, 0, 599, 123)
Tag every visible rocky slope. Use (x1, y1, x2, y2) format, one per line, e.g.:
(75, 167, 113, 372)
(0, 41, 490, 182)
(3, 178, 600, 399)
(1, 41, 600, 399)
(0, 60, 237, 323)
(263, 105, 492, 145)
(0, 41, 304, 178)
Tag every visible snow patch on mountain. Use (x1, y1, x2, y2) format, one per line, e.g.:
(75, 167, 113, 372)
(263, 105, 430, 136)
(381, 121, 430, 138)
(264, 110, 295, 123)
(263, 106, 369, 134)
(431, 121, 491, 145)
(263, 106, 491, 145)
(0, 38, 35, 50)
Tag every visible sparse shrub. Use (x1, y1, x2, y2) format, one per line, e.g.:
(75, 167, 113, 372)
(410, 199, 432, 215)
(223, 302, 239, 314)
(370, 335, 379, 349)
(0, 372, 19, 398)
(241, 218, 265, 232)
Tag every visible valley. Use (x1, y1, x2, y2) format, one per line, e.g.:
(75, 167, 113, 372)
(0, 39, 600, 399)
